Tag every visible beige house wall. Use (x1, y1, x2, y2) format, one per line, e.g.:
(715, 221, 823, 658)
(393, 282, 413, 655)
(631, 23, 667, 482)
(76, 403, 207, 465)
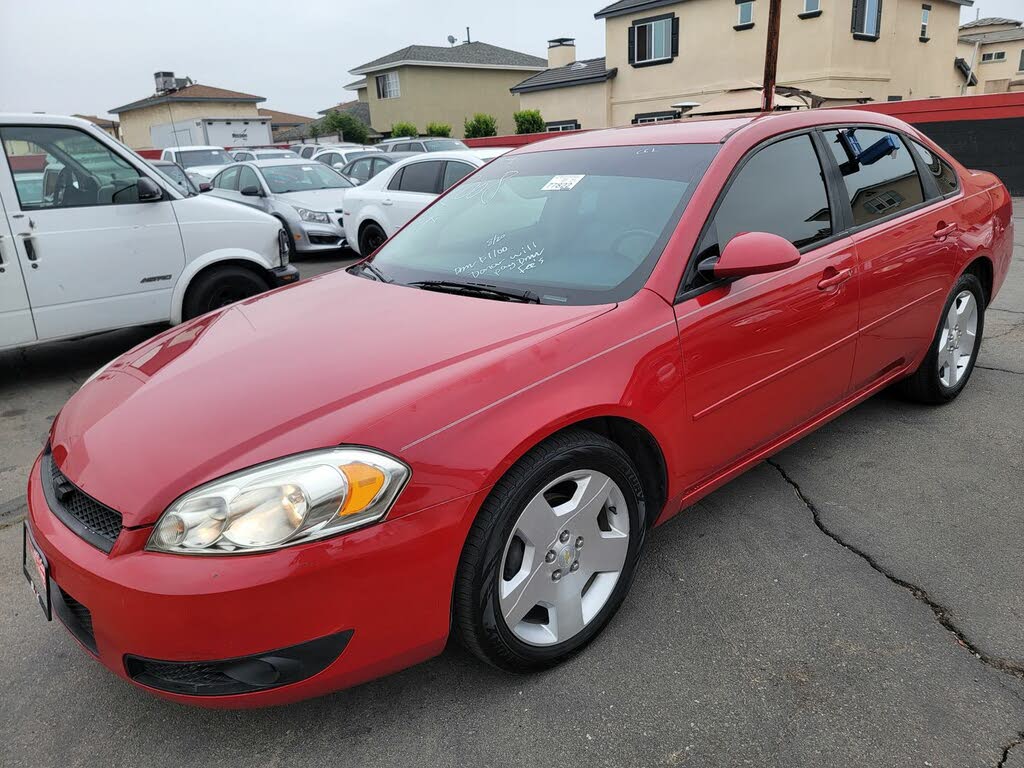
(957, 38, 1024, 94)
(365, 66, 535, 138)
(519, 81, 613, 129)
(593, 0, 968, 126)
(118, 100, 260, 149)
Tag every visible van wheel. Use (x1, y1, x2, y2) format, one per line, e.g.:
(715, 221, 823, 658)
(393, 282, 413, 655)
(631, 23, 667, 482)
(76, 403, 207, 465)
(359, 222, 388, 256)
(182, 266, 270, 320)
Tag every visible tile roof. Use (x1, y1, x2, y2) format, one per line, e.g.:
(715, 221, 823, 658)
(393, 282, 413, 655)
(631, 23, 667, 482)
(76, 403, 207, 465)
(258, 108, 313, 125)
(959, 27, 1024, 44)
(275, 101, 379, 141)
(72, 114, 118, 128)
(595, 0, 686, 19)
(959, 16, 1020, 30)
(344, 79, 368, 90)
(110, 83, 264, 114)
(350, 41, 545, 74)
(511, 58, 617, 94)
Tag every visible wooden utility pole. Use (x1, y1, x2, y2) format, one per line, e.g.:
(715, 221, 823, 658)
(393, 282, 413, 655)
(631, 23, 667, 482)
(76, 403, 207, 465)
(762, 0, 783, 112)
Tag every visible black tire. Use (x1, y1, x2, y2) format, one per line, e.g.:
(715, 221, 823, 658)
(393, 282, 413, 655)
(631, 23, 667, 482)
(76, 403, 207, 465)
(182, 266, 270, 321)
(896, 271, 985, 404)
(358, 221, 387, 256)
(453, 428, 648, 673)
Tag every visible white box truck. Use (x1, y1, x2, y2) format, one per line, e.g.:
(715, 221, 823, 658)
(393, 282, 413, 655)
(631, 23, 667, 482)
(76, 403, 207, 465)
(150, 117, 273, 149)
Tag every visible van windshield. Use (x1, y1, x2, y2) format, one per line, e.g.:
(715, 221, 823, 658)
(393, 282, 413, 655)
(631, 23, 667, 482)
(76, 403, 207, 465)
(368, 144, 717, 305)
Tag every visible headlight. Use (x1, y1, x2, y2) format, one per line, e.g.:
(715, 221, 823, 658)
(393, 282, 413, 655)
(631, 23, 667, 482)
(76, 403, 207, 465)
(147, 448, 410, 555)
(296, 208, 330, 224)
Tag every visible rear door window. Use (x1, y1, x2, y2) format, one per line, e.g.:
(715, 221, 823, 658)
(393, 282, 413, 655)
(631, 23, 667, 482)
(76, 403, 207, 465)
(909, 139, 960, 197)
(696, 134, 832, 262)
(823, 128, 925, 227)
(348, 158, 373, 182)
(396, 161, 443, 194)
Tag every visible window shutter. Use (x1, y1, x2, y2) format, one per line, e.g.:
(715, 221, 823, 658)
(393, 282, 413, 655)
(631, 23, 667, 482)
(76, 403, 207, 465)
(628, 25, 636, 64)
(851, 0, 862, 32)
(671, 16, 680, 57)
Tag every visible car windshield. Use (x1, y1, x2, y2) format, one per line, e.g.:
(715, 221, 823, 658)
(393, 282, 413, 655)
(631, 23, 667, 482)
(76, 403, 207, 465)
(425, 139, 468, 152)
(262, 163, 354, 193)
(369, 144, 717, 305)
(177, 149, 234, 168)
(256, 150, 299, 159)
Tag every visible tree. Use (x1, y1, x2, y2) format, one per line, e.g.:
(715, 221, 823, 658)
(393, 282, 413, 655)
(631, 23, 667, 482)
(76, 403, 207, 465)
(513, 109, 545, 135)
(320, 110, 369, 144)
(464, 113, 498, 139)
(390, 121, 419, 138)
(307, 122, 322, 140)
(426, 121, 452, 137)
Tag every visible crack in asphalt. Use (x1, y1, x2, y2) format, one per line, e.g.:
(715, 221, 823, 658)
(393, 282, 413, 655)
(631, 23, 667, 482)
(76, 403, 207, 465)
(766, 459, 1024, 681)
(977, 365, 1024, 376)
(997, 733, 1024, 768)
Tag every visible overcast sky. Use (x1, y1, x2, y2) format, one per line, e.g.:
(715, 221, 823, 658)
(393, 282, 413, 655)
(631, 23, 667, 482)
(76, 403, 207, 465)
(0, 0, 1019, 119)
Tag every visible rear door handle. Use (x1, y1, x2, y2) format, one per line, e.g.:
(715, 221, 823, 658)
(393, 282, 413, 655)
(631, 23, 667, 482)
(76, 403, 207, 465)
(817, 267, 853, 291)
(382, 198, 393, 206)
(933, 223, 958, 239)
(19, 233, 37, 262)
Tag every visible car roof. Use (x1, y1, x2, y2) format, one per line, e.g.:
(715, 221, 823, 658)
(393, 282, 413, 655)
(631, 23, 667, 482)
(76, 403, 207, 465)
(388, 150, 483, 166)
(247, 158, 338, 168)
(165, 145, 226, 152)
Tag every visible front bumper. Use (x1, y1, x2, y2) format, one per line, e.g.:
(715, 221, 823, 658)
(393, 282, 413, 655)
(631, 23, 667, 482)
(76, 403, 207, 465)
(25, 455, 481, 707)
(269, 264, 300, 287)
(294, 218, 347, 253)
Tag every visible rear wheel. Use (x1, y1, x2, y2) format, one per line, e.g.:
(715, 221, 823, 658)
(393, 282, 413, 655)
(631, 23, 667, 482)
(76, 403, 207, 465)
(358, 222, 387, 256)
(897, 272, 985, 404)
(454, 429, 647, 672)
(182, 266, 270, 320)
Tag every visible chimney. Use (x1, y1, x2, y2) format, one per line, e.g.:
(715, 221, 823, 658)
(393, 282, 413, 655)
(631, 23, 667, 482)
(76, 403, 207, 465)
(547, 38, 576, 69)
(154, 71, 176, 94)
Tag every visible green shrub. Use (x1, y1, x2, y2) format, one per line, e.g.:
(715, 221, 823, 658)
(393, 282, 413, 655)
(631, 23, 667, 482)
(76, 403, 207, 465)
(320, 111, 369, 144)
(513, 109, 545, 135)
(426, 121, 452, 137)
(390, 121, 419, 138)
(464, 113, 498, 139)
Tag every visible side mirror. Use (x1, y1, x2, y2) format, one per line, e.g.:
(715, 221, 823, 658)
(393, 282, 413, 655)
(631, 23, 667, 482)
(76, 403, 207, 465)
(199, 182, 213, 193)
(702, 231, 800, 280)
(240, 185, 263, 197)
(137, 176, 163, 202)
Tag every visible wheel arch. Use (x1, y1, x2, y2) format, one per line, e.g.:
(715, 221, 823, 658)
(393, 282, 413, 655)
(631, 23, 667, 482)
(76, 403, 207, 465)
(962, 254, 994, 307)
(171, 251, 274, 324)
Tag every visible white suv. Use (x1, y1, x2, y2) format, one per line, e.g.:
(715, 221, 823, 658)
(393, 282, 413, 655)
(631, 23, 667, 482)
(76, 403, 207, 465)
(0, 114, 297, 350)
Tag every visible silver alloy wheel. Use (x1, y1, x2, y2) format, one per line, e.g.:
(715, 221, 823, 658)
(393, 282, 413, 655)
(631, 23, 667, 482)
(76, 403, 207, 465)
(937, 290, 979, 388)
(498, 470, 629, 646)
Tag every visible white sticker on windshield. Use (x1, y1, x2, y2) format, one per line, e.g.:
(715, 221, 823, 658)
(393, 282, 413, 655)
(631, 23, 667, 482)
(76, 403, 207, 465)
(542, 174, 585, 192)
(302, 166, 315, 171)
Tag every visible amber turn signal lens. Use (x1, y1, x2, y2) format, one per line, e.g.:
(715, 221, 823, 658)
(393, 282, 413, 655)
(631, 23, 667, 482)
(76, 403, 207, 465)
(339, 463, 386, 516)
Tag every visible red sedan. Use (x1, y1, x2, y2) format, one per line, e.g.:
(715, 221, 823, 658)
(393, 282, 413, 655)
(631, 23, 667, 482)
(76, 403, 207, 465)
(23, 110, 1013, 707)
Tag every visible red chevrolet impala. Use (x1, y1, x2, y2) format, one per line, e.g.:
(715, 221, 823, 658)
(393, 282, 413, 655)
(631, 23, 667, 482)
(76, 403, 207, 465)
(22, 110, 1012, 706)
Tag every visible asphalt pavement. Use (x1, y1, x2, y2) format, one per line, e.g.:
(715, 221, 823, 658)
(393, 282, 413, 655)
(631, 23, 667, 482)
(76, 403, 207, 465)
(0, 223, 1021, 767)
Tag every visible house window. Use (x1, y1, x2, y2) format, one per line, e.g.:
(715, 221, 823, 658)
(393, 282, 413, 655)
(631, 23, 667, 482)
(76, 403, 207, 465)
(981, 51, 1006, 63)
(375, 72, 400, 99)
(804, 0, 820, 12)
(545, 120, 580, 132)
(632, 111, 678, 124)
(1019, 49, 1024, 71)
(737, 1, 754, 28)
(920, 4, 930, 39)
(852, 0, 882, 39)
(629, 14, 678, 66)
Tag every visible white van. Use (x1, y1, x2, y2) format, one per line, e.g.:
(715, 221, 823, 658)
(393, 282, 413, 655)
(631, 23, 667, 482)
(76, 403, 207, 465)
(0, 114, 297, 351)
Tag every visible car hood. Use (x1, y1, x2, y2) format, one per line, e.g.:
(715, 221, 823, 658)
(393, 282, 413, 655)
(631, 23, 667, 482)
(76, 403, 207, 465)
(50, 273, 611, 526)
(275, 188, 348, 211)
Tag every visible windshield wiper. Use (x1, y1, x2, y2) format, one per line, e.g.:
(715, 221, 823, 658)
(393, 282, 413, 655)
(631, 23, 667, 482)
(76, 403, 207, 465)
(349, 260, 393, 283)
(408, 280, 541, 304)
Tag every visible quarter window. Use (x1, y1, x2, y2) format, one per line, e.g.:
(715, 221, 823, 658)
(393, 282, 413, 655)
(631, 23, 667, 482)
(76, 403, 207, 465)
(1, 125, 144, 209)
(696, 134, 832, 264)
(852, 0, 882, 38)
(909, 139, 960, 196)
(215, 167, 240, 190)
(348, 158, 373, 182)
(375, 72, 400, 99)
(442, 161, 474, 191)
(238, 166, 261, 193)
(630, 15, 675, 65)
(823, 128, 925, 227)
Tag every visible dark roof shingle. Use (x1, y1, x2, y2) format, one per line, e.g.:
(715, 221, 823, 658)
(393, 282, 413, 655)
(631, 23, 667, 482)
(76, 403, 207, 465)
(351, 41, 545, 74)
(275, 101, 378, 141)
(511, 58, 617, 94)
(110, 83, 264, 114)
(959, 27, 1024, 44)
(959, 16, 1020, 30)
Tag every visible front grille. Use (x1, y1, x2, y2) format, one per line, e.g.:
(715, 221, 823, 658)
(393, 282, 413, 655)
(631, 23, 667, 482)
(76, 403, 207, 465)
(53, 586, 97, 655)
(308, 233, 342, 246)
(43, 451, 122, 553)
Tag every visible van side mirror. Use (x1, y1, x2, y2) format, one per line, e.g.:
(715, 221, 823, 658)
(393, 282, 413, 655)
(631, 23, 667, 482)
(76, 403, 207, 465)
(137, 177, 163, 202)
(702, 231, 800, 280)
(240, 185, 263, 197)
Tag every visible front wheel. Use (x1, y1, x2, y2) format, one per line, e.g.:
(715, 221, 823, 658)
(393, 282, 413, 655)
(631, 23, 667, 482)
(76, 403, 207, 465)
(453, 429, 647, 672)
(358, 221, 387, 256)
(182, 266, 270, 320)
(897, 271, 985, 404)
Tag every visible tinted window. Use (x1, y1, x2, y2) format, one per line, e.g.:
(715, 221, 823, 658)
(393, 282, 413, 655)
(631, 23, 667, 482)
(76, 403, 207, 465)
(442, 161, 474, 191)
(394, 143, 413, 152)
(824, 128, 924, 226)
(396, 161, 442, 194)
(698, 134, 832, 261)
(372, 158, 391, 176)
(349, 158, 373, 181)
(318, 152, 339, 166)
(215, 166, 240, 190)
(910, 139, 960, 196)
(238, 166, 261, 192)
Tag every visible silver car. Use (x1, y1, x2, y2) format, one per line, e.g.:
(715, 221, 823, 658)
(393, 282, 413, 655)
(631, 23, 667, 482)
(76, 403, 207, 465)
(207, 159, 353, 254)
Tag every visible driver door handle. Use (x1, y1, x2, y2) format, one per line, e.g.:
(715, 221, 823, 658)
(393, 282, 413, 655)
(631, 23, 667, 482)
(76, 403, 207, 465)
(19, 233, 38, 263)
(817, 267, 852, 291)
(933, 222, 958, 239)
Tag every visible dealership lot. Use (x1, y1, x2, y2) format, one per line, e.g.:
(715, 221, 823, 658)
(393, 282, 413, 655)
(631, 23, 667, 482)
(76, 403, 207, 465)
(1, 210, 1022, 766)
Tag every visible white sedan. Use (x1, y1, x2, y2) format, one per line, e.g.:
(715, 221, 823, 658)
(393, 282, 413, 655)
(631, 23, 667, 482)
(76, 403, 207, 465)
(343, 151, 485, 255)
